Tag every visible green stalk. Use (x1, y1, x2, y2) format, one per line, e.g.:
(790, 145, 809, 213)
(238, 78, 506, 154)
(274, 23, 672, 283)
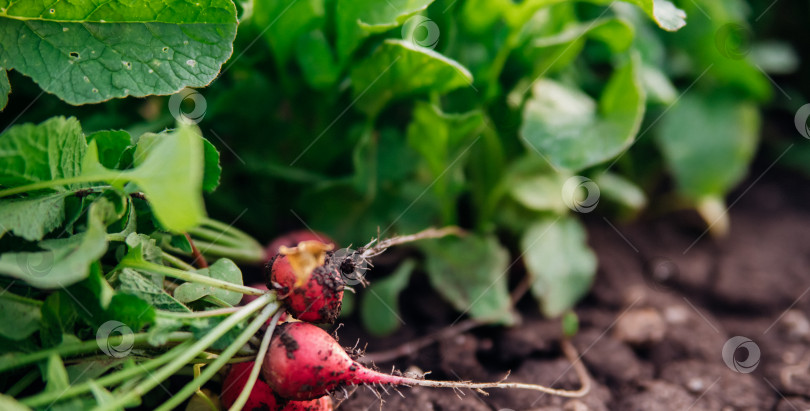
(20, 341, 194, 408)
(120, 260, 265, 295)
(157, 306, 243, 319)
(201, 217, 262, 245)
(161, 251, 196, 271)
(186, 226, 246, 248)
(91, 293, 277, 411)
(228, 311, 283, 411)
(155, 302, 278, 411)
(0, 176, 106, 198)
(0, 332, 192, 373)
(184, 240, 265, 263)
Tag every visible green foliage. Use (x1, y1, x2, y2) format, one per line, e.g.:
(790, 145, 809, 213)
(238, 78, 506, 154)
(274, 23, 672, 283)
(0, 0, 238, 106)
(361, 259, 415, 336)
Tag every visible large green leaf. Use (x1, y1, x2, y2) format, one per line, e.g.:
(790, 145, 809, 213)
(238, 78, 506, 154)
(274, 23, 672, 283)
(86, 130, 132, 170)
(351, 40, 473, 117)
(254, 0, 324, 65)
(406, 102, 484, 222)
(361, 259, 415, 336)
(0, 117, 86, 188)
(0, 199, 110, 288)
(0, 0, 237, 105)
(520, 56, 645, 172)
(0, 292, 41, 340)
(81, 122, 205, 233)
(521, 216, 596, 317)
(336, 0, 434, 61)
(0, 192, 70, 241)
(422, 235, 515, 325)
(655, 92, 759, 201)
(117, 268, 190, 312)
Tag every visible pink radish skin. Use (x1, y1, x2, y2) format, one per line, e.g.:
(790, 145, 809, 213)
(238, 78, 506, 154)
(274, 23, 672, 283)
(266, 254, 344, 324)
(263, 323, 591, 401)
(221, 361, 333, 410)
(263, 322, 407, 400)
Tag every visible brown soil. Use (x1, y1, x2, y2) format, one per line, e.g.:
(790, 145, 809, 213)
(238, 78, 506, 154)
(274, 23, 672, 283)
(334, 170, 810, 410)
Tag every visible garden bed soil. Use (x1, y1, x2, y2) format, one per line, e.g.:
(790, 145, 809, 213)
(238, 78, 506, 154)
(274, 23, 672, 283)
(333, 169, 810, 410)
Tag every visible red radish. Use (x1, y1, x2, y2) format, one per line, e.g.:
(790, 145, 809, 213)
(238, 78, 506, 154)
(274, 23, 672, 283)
(263, 322, 591, 401)
(265, 241, 344, 324)
(221, 362, 278, 410)
(221, 361, 333, 411)
(266, 231, 335, 262)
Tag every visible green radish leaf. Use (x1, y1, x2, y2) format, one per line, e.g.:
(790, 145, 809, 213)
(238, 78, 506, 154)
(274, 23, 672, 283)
(525, 18, 635, 77)
(520, 56, 645, 172)
(336, 0, 434, 61)
(40, 292, 78, 348)
(0, 0, 238, 105)
(81, 122, 206, 233)
(0, 69, 8, 111)
(43, 354, 70, 395)
(0, 394, 32, 411)
(254, 0, 324, 65)
(0, 192, 70, 241)
(202, 138, 221, 193)
(147, 317, 184, 346)
(0, 293, 41, 340)
(351, 40, 473, 117)
(655, 92, 759, 201)
(296, 29, 341, 89)
(191, 317, 245, 350)
(124, 234, 163, 266)
(67, 359, 124, 384)
(117, 268, 190, 312)
(521, 216, 596, 317)
(611, 0, 686, 31)
(593, 172, 647, 211)
(0, 117, 86, 189)
(509, 173, 570, 214)
(88, 381, 116, 406)
(361, 259, 415, 336)
(422, 235, 515, 325)
(86, 131, 132, 170)
(406, 102, 484, 222)
(173, 258, 244, 306)
(67, 265, 155, 332)
(0, 199, 111, 288)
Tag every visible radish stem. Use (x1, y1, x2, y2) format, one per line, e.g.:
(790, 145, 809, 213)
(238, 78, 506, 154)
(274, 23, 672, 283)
(154, 301, 279, 411)
(228, 311, 284, 411)
(119, 259, 265, 295)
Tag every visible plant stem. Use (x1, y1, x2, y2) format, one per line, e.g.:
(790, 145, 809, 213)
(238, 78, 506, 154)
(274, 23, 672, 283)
(0, 332, 192, 373)
(90, 293, 276, 411)
(361, 226, 466, 258)
(186, 226, 246, 249)
(120, 260, 265, 295)
(155, 301, 279, 411)
(157, 306, 243, 319)
(182, 240, 266, 263)
(161, 251, 196, 271)
(228, 311, 283, 411)
(5, 368, 39, 397)
(0, 175, 112, 198)
(185, 233, 209, 268)
(20, 341, 194, 408)
(200, 217, 261, 245)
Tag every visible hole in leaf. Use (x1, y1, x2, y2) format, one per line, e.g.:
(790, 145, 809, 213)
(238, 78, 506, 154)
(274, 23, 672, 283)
(69, 52, 79, 59)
